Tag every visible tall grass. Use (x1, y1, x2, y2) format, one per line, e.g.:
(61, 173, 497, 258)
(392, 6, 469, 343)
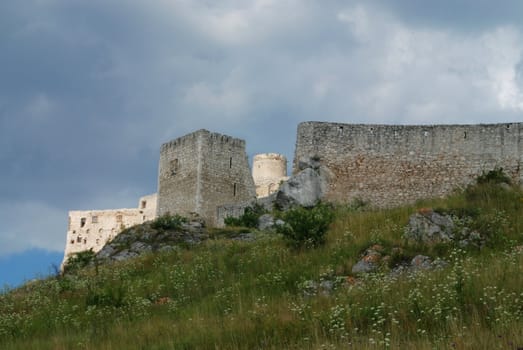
(1, 181, 523, 349)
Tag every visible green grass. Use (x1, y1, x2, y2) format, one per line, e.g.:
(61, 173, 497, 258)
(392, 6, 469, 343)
(2, 181, 523, 349)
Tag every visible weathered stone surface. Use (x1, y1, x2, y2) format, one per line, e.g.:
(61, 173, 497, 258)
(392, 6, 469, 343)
(92, 219, 207, 264)
(62, 193, 157, 269)
(157, 129, 256, 227)
(293, 122, 523, 208)
(258, 214, 275, 231)
(257, 214, 285, 231)
(404, 211, 454, 244)
(352, 260, 378, 274)
(352, 247, 382, 274)
(231, 233, 256, 242)
(274, 167, 330, 210)
(252, 153, 288, 198)
(410, 255, 432, 270)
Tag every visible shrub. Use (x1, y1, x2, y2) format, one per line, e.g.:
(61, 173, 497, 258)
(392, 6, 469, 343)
(151, 213, 187, 231)
(276, 202, 335, 248)
(64, 249, 96, 273)
(476, 167, 511, 185)
(224, 203, 266, 228)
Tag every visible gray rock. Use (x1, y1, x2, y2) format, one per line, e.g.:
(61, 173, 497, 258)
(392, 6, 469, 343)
(231, 233, 256, 242)
(258, 214, 274, 230)
(410, 255, 432, 270)
(319, 280, 334, 295)
(404, 211, 454, 244)
(112, 249, 139, 261)
(352, 260, 378, 274)
(274, 167, 330, 210)
(158, 245, 178, 253)
(96, 245, 115, 260)
(130, 241, 152, 254)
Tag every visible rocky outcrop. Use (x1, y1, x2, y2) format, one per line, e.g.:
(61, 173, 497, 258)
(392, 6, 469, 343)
(352, 245, 383, 274)
(95, 220, 207, 263)
(273, 158, 332, 210)
(404, 209, 454, 244)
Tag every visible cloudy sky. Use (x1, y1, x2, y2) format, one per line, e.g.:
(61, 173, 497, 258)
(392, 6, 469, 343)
(1, 0, 522, 287)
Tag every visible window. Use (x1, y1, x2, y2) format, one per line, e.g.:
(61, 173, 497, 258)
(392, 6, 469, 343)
(80, 217, 86, 228)
(141, 200, 147, 209)
(77, 236, 82, 243)
(170, 159, 179, 175)
(92, 216, 98, 224)
(116, 215, 123, 223)
(229, 157, 233, 168)
(233, 183, 237, 196)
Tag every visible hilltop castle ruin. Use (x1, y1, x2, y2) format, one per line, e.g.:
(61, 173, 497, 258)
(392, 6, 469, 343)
(62, 121, 523, 267)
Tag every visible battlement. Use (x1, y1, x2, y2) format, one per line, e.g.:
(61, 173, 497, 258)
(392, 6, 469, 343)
(160, 129, 246, 153)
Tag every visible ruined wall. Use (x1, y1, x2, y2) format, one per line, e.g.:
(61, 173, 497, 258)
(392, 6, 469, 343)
(157, 129, 256, 226)
(294, 122, 523, 207)
(252, 153, 288, 197)
(62, 194, 157, 268)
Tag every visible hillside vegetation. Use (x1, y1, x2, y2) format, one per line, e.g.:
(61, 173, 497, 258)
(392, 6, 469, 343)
(2, 172, 523, 349)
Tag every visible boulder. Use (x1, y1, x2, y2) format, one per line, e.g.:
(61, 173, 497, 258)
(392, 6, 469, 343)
(352, 247, 382, 274)
(410, 255, 432, 270)
(257, 214, 285, 231)
(274, 167, 330, 210)
(404, 210, 454, 244)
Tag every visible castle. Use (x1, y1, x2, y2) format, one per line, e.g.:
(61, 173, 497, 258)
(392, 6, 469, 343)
(62, 129, 287, 267)
(62, 122, 523, 267)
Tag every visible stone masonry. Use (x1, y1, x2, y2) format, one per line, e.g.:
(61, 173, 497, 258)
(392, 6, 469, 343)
(63, 122, 523, 266)
(252, 153, 288, 197)
(293, 122, 523, 207)
(62, 193, 157, 268)
(157, 129, 256, 226)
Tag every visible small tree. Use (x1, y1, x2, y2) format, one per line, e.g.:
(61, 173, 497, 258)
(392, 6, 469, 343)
(224, 203, 266, 228)
(151, 213, 187, 231)
(277, 202, 335, 248)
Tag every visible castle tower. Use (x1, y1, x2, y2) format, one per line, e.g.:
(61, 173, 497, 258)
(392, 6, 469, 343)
(252, 153, 288, 197)
(157, 129, 256, 226)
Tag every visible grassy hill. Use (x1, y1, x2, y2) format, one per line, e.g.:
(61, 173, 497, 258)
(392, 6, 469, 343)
(2, 174, 523, 349)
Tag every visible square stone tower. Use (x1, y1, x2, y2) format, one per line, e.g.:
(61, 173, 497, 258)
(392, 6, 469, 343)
(157, 129, 256, 226)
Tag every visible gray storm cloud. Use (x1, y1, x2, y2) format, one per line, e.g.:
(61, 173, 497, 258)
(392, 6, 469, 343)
(1, 0, 522, 255)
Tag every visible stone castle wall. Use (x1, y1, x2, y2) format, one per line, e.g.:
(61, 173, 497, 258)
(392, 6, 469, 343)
(62, 193, 157, 268)
(294, 122, 523, 207)
(252, 153, 288, 197)
(157, 129, 256, 226)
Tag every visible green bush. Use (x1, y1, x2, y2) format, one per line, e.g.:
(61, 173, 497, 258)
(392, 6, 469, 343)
(151, 213, 187, 231)
(224, 203, 266, 228)
(64, 249, 96, 273)
(476, 167, 511, 185)
(276, 202, 335, 248)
